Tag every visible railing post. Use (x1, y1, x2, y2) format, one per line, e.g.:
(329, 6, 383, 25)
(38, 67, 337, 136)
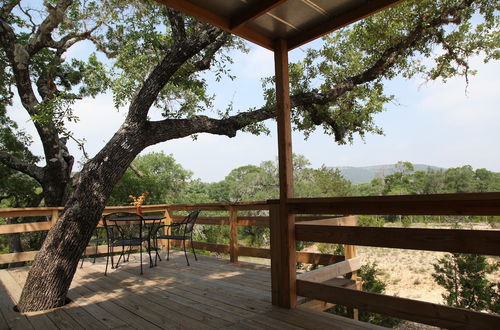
(270, 203, 297, 308)
(50, 209, 59, 226)
(229, 207, 239, 263)
(344, 218, 359, 320)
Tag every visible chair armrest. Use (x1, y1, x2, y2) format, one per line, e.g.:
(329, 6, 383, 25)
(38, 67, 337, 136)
(153, 222, 185, 235)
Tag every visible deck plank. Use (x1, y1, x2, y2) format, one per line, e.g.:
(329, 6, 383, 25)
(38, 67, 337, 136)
(0, 270, 35, 330)
(68, 285, 134, 329)
(6, 267, 122, 330)
(0, 252, 384, 330)
(72, 272, 174, 330)
(99, 258, 271, 313)
(90, 258, 270, 314)
(76, 266, 232, 329)
(89, 265, 244, 324)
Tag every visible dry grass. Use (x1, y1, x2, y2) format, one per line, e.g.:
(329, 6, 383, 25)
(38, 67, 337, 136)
(357, 246, 446, 303)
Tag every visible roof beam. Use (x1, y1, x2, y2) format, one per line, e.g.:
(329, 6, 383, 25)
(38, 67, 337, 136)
(287, 0, 404, 50)
(230, 0, 289, 30)
(155, 0, 274, 50)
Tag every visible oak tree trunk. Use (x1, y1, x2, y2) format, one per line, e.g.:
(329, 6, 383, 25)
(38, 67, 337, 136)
(16, 126, 144, 312)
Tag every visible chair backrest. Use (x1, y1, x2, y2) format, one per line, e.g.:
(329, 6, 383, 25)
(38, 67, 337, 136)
(183, 210, 200, 234)
(103, 212, 144, 240)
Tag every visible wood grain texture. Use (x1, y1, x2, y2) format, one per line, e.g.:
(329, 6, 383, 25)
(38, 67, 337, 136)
(229, 207, 239, 263)
(295, 215, 357, 226)
(272, 38, 296, 309)
(297, 279, 500, 329)
(155, 0, 274, 49)
(287, 192, 500, 215)
(295, 224, 500, 255)
(0, 221, 51, 234)
(230, 0, 288, 30)
(297, 257, 361, 283)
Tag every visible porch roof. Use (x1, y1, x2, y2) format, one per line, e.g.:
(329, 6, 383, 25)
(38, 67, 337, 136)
(156, 0, 403, 50)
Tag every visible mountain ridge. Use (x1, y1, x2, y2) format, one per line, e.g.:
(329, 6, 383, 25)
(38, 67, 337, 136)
(333, 164, 445, 184)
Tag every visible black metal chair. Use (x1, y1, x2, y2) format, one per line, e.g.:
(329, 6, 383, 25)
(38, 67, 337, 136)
(154, 210, 200, 266)
(103, 212, 149, 275)
(80, 225, 107, 268)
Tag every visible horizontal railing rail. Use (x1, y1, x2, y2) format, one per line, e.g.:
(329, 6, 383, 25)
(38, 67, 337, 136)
(295, 225, 500, 255)
(274, 192, 500, 329)
(0, 202, 345, 266)
(280, 192, 500, 215)
(296, 280, 499, 329)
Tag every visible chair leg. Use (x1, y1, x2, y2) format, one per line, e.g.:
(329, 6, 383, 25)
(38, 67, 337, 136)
(147, 240, 154, 268)
(111, 250, 115, 269)
(183, 239, 190, 266)
(153, 237, 161, 266)
(191, 237, 198, 261)
(126, 245, 132, 262)
(153, 237, 158, 266)
(105, 246, 110, 276)
(140, 245, 143, 275)
(115, 245, 126, 268)
(93, 242, 98, 263)
(167, 239, 170, 261)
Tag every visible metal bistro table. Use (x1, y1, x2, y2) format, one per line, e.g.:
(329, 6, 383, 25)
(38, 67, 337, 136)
(103, 212, 165, 275)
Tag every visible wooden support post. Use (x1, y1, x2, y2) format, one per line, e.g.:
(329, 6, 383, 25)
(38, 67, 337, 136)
(229, 207, 239, 263)
(50, 209, 59, 226)
(270, 38, 296, 309)
(344, 215, 359, 320)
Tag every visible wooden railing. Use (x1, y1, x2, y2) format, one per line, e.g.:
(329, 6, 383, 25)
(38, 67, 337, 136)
(270, 192, 500, 329)
(2, 193, 499, 328)
(0, 202, 345, 266)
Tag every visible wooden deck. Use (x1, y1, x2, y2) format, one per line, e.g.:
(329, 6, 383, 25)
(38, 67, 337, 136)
(0, 251, 383, 330)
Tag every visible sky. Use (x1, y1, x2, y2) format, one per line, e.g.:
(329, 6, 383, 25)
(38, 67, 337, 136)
(8, 39, 500, 183)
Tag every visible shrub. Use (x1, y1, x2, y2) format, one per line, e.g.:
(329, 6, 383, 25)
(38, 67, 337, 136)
(432, 253, 499, 313)
(327, 262, 402, 327)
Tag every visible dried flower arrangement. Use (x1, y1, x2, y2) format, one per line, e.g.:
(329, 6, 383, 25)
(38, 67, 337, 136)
(129, 192, 150, 214)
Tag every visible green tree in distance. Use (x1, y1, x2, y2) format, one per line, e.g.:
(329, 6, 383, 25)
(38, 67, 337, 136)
(433, 254, 499, 313)
(0, 0, 498, 311)
(108, 152, 192, 205)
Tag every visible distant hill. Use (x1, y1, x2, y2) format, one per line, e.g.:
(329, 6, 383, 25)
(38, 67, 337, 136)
(334, 164, 445, 184)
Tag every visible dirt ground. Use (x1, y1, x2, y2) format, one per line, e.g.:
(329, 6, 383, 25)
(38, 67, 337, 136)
(356, 246, 447, 304)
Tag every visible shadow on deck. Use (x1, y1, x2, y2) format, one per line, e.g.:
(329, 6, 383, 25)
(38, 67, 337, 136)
(0, 251, 381, 329)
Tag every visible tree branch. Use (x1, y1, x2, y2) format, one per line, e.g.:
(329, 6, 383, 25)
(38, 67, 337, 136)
(0, 151, 44, 183)
(129, 164, 143, 178)
(48, 28, 96, 57)
(26, 0, 74, 55)
(189, 32, 231, 72)
(166, 8, 186, 44)
(126, 25, 224, 124)
(145, 0, 477, 144)
(291, 0, 475, 138)
(0, 0, 20, 18)
(146, 106, 274, 144)
(87, 35, 118, 58)
(0, 16, 40, 113)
